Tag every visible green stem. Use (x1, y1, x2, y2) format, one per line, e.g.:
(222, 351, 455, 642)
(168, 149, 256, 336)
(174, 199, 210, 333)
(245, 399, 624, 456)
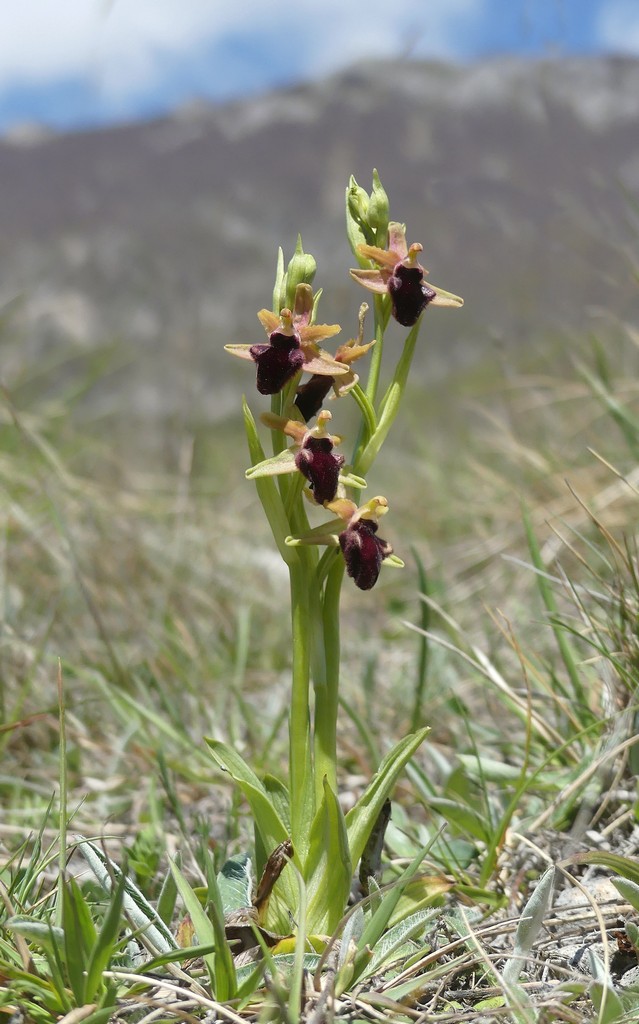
(313, 556, 344, 805)
(365, 295, 388, 408)
(356, 317, 421, 476)
(289, 558, 313, 839)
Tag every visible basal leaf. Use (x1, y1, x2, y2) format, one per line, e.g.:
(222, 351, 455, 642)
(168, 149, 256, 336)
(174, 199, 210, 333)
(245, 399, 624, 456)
(78, 839, 176, 953)
(206, 741, 298, 925)
(502, 867, 554, 987)
(345, 728, 429, 868)
(217, 853, 253, 916)
(303, 778, 352, 935)
(169, 857, 237, 1002)
(206, 740, 289, 853)
(84, 867, 126, 1001)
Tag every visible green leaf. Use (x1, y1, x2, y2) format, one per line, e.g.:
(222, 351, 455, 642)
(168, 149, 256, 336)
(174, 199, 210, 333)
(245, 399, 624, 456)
(566, 853, 639, 886)
(206, 740, 298, 921)
(303, 778, 352, 935)
(78, 839, 176, 953)
(5, 916, 65, 953)
(62, 877, 94, 1003)
(502, 868, 555, 987)
(426, 796, 491, 842)
(611, 875, 639, 913)
(242, 398, 294, 564)
(217, 854, 253, 916)
(350, 842, 430, 986)
(206, 740, 289, 853)
(169, 857, 237, 1001)
(366, 906, 438, 974)
(84, 867, 126, 1001)
(156, 863, 178, 927)
(345, 728, 429, 868)
(263, 774, 291, 834)
(588, 949, 625, 1023)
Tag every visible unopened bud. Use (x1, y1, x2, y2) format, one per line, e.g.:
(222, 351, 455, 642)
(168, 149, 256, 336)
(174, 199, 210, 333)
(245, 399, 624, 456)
(367, 169, 389, 248)
(346, 176, 375, 259)
(284, 235, 316, 310)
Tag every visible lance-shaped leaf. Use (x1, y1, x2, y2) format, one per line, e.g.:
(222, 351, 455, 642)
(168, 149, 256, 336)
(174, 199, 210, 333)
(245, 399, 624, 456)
(303, 778, 352, 935)
(502, 867, 555, 987)
(346, 729, 429, 869)
(78, 839, 176, 954)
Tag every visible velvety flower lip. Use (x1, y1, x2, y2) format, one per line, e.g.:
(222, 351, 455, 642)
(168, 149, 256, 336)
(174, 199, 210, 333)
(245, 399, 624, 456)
(387, 262, 437, 327)
(250, 321, 305, 395)
(294, 303, 375, 422)
(286, 496, 400, 590)
(295, 435, 345, 505)
(246, 409, 364, 507)
(225, 285, 349, 396)
(349, 222, 463, 326)
(338, 499, 393, 590)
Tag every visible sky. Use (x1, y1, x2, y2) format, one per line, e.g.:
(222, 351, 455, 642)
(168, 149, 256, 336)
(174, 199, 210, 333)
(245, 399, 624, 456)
(2, 0, 639, 133)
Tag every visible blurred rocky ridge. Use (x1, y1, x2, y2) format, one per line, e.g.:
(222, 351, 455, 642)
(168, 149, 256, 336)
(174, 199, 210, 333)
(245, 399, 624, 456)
(1, 55, 638, 424)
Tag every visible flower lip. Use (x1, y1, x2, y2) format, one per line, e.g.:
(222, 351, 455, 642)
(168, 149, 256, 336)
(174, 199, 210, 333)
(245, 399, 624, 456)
(387, 263, 437, 327)
(249, 331, 304, 395)
(295, 434, 345, 505)
(339, 516, 393, 590)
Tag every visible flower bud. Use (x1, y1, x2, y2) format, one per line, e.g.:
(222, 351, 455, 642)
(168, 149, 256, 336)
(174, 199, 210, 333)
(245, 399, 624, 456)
(367, 169, 389, 248)
(346, 176, 375, 259)
(283, 235, 317, 311)
(347, 176, 370, 224)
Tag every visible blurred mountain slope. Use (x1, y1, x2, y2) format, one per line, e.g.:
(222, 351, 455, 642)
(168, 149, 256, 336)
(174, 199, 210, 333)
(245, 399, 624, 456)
(1, 55, 638, 420)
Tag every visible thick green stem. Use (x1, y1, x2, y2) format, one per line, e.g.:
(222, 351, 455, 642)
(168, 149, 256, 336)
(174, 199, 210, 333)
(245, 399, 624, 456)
(289, 558, 313, 839)
(313, 555, 344, 805)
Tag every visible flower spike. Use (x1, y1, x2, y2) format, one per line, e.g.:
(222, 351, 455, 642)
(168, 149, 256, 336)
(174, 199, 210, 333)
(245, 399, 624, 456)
(350, 222, 463, 327)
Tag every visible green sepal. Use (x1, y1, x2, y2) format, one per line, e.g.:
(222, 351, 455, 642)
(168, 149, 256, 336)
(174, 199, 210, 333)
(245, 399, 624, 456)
(339, 470, 367, 490)
(383, 553, 405, 570)
(246, 449, 296, 479)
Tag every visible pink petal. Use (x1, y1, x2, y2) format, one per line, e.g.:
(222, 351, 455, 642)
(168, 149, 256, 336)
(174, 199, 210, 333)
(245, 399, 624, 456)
(349, 269, 388, 294)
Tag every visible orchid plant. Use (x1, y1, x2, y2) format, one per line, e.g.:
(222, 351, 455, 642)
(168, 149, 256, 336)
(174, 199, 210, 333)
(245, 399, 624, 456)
(212, 172, 463, 946)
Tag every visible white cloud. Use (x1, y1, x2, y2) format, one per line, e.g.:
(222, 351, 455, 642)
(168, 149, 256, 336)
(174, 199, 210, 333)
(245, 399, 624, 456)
(0, 0, 480, 99)
(596, 0, 639, 54)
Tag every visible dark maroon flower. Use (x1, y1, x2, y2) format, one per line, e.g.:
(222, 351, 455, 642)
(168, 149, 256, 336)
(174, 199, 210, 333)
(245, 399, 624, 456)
(250, 330, 305, 395)
(387, 264, 438, 327)
(225, 291, 347, 397)
(295, 435, 345, 505)
(339, 517, 393, 591)
(295, 374, 334, 421)
(350, 222, 463, 326)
